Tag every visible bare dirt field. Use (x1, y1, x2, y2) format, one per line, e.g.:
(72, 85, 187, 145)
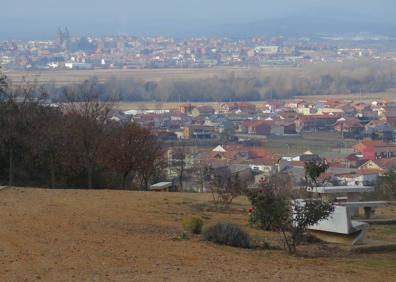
(0, 188, 395, 281)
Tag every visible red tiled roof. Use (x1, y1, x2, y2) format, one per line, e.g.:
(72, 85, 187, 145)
(353, 140, 387, 152)
(222, 144, 246, 151)
(209, 145, 277, 162)
(361, 140, 387, 146)
(373, 158, 396, 169)
(334, 117, 363, 128)
(357, 169, 381, 175)
(249, 148, 277, 159)
(247, 157, 278, 166)
(325, 100, 341, 108)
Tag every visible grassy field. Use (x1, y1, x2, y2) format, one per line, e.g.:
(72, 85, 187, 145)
(298, 88, 396, 102)
(264, 132, 359, 155)
(0, 188, 395, 281)
(112, 88, 396, 111)
(5, 66, 299, 85)
(115, 101, 221, 111)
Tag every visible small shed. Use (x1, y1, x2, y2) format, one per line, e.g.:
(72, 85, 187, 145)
(149, 182, 173, 192)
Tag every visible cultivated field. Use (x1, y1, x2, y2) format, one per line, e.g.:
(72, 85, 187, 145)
(0, 188, 395, 281)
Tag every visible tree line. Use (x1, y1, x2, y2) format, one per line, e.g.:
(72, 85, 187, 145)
(47, 61, 396, 102)
(0, 70, 164, 189)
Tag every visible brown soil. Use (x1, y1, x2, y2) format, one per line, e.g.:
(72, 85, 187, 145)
(0, 188, 395, 281)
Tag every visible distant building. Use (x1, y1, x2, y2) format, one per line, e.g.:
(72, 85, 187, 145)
(333, 117, 364, 135)
(179, 104, 195, 115)
(221, 102, 257, 114)
(65, 62, 92, 70)
(353, 140, 396, 160)
(255, 46, 279, 55)
(183, 125, 216, 140)
(239, 121, 271, 135)
(55, 27, 71, 60)
(191, 106, 215, 118)
(296, 114, 339, 132)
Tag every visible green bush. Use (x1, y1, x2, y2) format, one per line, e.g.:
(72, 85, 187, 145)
(203, 222, 251, 248)
(182, 216, 204, 234)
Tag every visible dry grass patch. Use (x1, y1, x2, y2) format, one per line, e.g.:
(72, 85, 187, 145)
(0, 188, 395, 281)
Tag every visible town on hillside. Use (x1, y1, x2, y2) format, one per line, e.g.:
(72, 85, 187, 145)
(107, 99, 396, 192)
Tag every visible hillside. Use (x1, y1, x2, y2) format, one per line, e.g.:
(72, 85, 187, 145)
(0, 188, 395, 281)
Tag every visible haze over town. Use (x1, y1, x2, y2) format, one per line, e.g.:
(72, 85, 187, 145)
(1, 0, 396, 39)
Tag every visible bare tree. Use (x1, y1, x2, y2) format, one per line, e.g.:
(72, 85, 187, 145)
(61, 78, 115, 188)
(195, 160, 209, 193)
(136, 134, 165, 190)
(208, 168, 244, 209)
(100, 123, 155, 189)
(172, 142, 186, 191)
(29, 105, 65, 188)
(0, 74, 45, 186)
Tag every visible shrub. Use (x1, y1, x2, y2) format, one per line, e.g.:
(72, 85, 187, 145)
(209, 173, 244, 209)
(247, 174, 291, 231)
(182, 216, 204, 234)
(248, 172, 334, 255)
(203, 222, 251, 248)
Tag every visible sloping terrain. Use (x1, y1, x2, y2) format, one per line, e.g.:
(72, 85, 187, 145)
(0, 188, 395, 281)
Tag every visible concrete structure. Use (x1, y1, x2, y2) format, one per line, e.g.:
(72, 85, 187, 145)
(307, 186, 374, 202)
(149, 182, 173, 192)
(308, 205, 369, 245)
(336, 201, 387, 219)
(333, 172, 378, 186)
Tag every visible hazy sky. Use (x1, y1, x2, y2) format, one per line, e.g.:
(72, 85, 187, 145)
(1, 0, 395, 39)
